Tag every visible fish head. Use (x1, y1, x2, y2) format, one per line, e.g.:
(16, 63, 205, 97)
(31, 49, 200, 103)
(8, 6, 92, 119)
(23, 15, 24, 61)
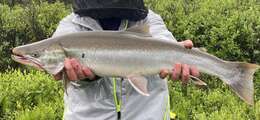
(11, 42, 66, 75)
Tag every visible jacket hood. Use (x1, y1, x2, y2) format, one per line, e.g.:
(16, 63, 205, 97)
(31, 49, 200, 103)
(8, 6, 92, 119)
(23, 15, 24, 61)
(73, 0, 148, 21)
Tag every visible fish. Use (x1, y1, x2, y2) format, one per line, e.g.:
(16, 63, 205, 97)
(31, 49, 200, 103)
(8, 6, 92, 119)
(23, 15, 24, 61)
(11, 25, 259, 105)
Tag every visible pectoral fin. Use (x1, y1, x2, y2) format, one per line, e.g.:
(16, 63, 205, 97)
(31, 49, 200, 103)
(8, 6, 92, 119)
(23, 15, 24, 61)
(127, 75, 150, 96)
(43, 62, 64, 75)
(190, 75, 207, 86)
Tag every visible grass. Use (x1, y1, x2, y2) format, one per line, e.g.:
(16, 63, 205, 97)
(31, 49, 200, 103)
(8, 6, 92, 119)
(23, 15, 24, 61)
(0, 69, 259, 120)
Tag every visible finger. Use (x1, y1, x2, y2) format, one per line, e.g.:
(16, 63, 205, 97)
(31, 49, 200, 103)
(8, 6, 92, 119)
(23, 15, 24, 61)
(70, 58, 85, 80)
(172, 63, 182, 80)
(64, 58, 78, 80)
(181, 64, 190, 84)
(53, 72, 62, 80)
(180, 40, 193, 49)
(190, 65, 200, 77)
(160, 69, 169, 79)
(82, 66, 95, 80)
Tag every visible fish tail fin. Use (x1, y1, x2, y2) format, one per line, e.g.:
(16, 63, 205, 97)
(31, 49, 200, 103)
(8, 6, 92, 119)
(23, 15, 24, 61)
(226, 62, 259, 105)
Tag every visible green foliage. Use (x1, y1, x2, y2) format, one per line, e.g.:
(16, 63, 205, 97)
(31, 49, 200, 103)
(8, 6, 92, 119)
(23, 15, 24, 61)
(0, 70, 63, 120)
(0, 0, 71, 7)
(16, 103, 62, 120)
(168, 73, 260, 120)
(0, 70, 259, 120)
(0, 2, 69, 71)
(146, 0, 260, 63)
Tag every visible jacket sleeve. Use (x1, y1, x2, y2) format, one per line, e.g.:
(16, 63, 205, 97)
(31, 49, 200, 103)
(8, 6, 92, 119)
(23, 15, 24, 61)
(146, 10, 177, 42)
(52, 13, 81, 37)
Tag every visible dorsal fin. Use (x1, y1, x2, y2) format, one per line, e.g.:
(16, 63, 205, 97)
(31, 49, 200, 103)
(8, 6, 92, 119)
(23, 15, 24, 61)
(198, 47, 207, 52)
(194, 47, 208, 52)
(126, 24, 151, 37)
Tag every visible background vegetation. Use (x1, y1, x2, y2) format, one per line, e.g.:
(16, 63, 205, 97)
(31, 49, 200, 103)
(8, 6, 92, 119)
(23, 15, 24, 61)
(0, 0, 259, 119)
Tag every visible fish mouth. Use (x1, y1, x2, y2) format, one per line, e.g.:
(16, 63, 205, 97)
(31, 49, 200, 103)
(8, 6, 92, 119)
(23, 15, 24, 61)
(11, 53, 44, 70)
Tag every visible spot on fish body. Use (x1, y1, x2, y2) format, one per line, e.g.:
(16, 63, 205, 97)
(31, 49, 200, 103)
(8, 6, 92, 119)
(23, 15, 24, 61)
(82, 53, 85, 58)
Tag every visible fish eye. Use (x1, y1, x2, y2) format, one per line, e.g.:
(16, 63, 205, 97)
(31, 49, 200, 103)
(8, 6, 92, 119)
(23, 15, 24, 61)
(31, 53, 40, 58)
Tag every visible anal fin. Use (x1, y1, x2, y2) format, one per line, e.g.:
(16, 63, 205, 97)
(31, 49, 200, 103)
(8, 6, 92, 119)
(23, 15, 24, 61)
(127, 75, 150, 96)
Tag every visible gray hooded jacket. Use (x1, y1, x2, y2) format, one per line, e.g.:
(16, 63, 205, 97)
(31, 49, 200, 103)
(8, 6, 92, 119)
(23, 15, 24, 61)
(53, 10, 176, 120)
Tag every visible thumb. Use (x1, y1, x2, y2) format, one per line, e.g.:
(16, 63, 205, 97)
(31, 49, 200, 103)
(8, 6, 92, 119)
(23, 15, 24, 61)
(159, 69, 169, 79)
(179, 40, 193, 49)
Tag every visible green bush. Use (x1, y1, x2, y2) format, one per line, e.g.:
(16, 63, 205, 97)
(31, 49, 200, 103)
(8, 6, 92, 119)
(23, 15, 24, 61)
(146, 0, 260, 63)
(168, 73, 260, 119)
(0, 70, 63, 120)
(0, 70, 259, 120)
(0, 0, 72, 7)
(15, 102, 62, 120)
(0, 2, 69, 71)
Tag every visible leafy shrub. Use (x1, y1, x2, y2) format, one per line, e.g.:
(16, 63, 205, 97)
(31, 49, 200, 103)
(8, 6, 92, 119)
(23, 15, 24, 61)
(146, 0, 260, 63)
(0, 69, 63, 120)
(168, 74, 260, 120)
(0, 2, 69, 71)
(0, 70, 259, 120)
(0, 0, 71, 7)
(15, 102, 62, 120)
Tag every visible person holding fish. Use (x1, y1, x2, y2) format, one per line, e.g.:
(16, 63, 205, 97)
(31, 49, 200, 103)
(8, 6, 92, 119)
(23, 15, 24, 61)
(53, 0, 200, 120)
(11, 0, 258, 119)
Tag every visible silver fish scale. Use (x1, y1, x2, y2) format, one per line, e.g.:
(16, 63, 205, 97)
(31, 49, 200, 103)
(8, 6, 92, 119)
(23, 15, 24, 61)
(69, 48, 171, 77)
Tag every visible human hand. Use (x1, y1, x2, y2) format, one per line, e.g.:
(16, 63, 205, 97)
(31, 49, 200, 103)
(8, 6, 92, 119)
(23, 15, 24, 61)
(159, 40, 200, 84)
(53, 58, 96, 81)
